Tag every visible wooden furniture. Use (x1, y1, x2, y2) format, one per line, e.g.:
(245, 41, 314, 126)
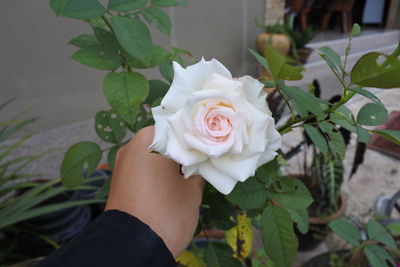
(286, 0, 316, 31)
(320, 0, 356, 32)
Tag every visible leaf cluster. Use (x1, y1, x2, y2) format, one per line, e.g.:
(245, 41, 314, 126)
(51, 0, 191, 188)
(328, 218, 399, 267)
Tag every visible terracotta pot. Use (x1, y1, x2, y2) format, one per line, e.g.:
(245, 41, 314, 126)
(309, 194, 347, 224)
(297, 47, 313, 64)
(256, 32, 291, 56)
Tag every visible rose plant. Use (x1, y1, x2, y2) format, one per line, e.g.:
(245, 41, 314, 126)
(50, 1, 400, 266)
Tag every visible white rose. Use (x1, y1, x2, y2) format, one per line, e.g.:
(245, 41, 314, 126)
(150, 58, 281, 195)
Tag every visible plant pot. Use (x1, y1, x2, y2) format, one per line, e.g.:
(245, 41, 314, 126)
(256, 32, 291, 56)
(297, 47, 313, 64)
(297, 194, 347, 251)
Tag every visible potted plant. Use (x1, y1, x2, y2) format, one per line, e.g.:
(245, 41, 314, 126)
(256, 20, 291, 56)
(285, 26, 316, 64)
(303, 218, 399, 266)
(0, 100, 105, 265)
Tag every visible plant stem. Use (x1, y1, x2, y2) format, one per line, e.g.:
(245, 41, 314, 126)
(278, 89, 356, 133)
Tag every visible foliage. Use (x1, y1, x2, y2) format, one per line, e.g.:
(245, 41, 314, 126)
(51, 3, 400, 265)
(327, 218, 398, 267)
(0, 99, 106, 265)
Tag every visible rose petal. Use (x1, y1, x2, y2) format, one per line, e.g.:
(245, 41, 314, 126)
(181, 164, 200, 178)
(184, 132, 235, 158)
(149, 106, 168, 154)
(202, 73, 241, 92)
(211, 154, 260, 182)
(239, 76, 270, 114)
(198, 162, 237, 195)
(166, 129, 208, 166)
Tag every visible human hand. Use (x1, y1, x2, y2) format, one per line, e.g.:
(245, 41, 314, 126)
(105, 126, 205, 258)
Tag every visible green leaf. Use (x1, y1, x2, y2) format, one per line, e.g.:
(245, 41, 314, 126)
(304, 124, 329, 154)
(145, 80, 169, 104)
(261, 205, 298, 267)
(108, 0, 148, 11)
(159, 62, 174, 83)
(226, 177, 268, 210)
(0, 118, 35, 142)
(142, 7, 171, 35)
(287, 209, 309, 234)
(103, 72, 149, 128)
(357, 103, 388, 126)
(50, 0, 69, 16)
(370, 129, 400, 145)
(356, 125, 372, 143)
(71, 46, 121, 70)
(264, 47, 303, 81)
(93, 27, 119, 51)
(350, 87, 381, 103)
(255, 157, 280, 185)
(205, 242, 242, 267)
(126, 45, 170, 68)
(364, 244, 396, 267)
(367, 219, 397, 249)
(351, 51, 400, 88)
(248, 48, 271, 74)
(151, 0, 187, 7)
(270, 178, 313, 210)
(386, 222, 400, 235)
(330, 105, 356, 132)
(328, 219, 361, 246)
(53, 0, 106, 19)
(68, 34, 100, 48)
(319, 46, 342, 71)
(111, 16, 152, 64)
(282, 86, 325, 117)
(60, 142, 102, 188)
(319, 122, 346, 160)
(95, 110, 127, 143)
(351, 23, 361, 37)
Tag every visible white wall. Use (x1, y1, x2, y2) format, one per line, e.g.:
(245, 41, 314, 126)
(0, 0, 265, 132)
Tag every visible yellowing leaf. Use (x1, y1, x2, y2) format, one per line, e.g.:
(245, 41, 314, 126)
(226, 213, 254, 261)
(176, 250, 203, 267)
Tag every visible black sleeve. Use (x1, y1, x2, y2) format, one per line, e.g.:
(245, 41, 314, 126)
(36, 210, 177, 267)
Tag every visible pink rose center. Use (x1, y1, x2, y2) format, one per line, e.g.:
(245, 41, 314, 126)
(195, 101, 234, 143)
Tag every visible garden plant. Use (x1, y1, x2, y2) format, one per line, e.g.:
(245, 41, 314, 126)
(50, 1, 400, 266)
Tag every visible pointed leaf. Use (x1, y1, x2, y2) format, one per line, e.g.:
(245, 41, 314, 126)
(111, 16, 152, 64)
(261, 205, 298, 267)
(304, 124, 329, 154)
(71, 46, 121, 70)
(142, 7, 171, 35)
(367, 219, 397, 249)
(226, 177, 268, 210)
(319, 46, 342, 70)
(364, 244, 396, 267)
(103, 72, 149, 128)
(60, 141, 102, 188)
(370, 129, 400, 145)
(282, 86, 325, 117)
(53, 0, 106, 19)
(270, 178, 313, 210)
(328, 219, 361, 246)
(264, 47, 303, 80)
(93, 27, 119, 50)
(287, 209, 309, 234)
(356, 125, 372, 143)
(350, 87, 381, 103)
(351, 23, 361, 37)
(69, 34, 99, 48)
